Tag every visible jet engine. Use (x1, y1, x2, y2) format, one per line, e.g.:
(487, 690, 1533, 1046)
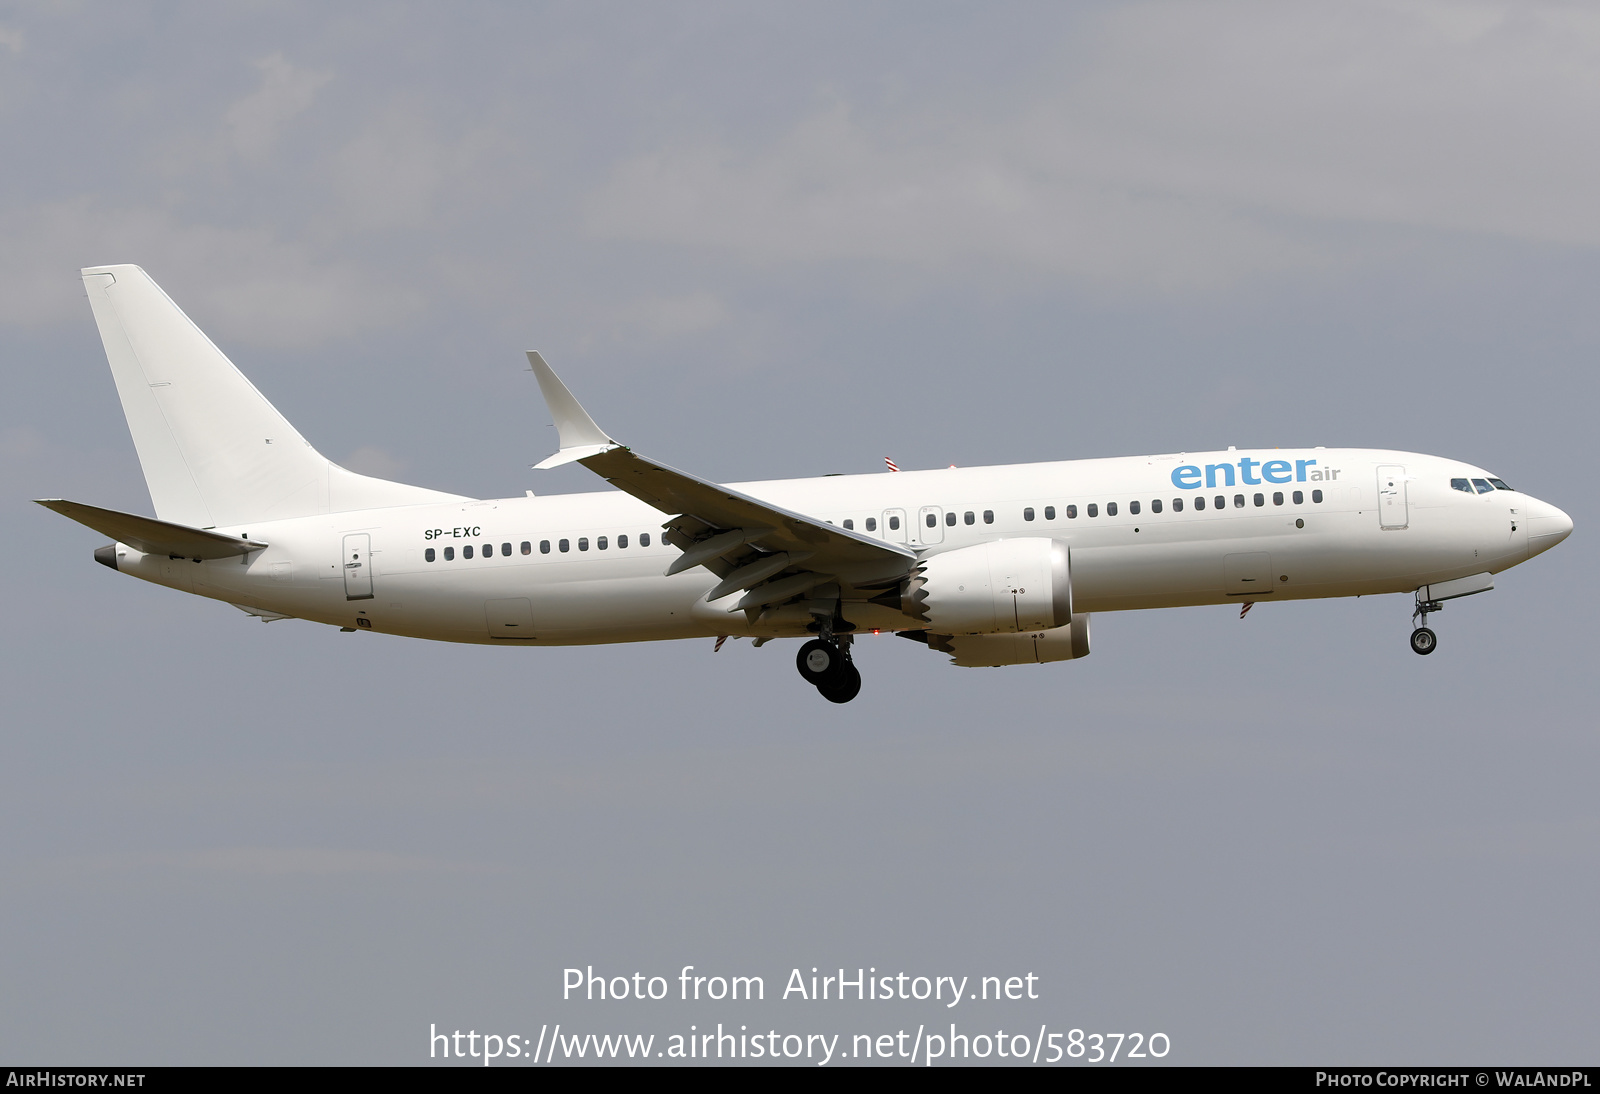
(930, 616, 1091, 666)
(903, 538, 1072, 635)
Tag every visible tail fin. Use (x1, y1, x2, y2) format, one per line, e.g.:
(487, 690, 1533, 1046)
(81, 265, 466, 527)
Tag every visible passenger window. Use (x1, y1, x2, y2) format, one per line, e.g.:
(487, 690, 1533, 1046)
(1087, 503, 1099, 518)
(964, 511, 975, 525)
(540, 540, 551, 554)
(889, 516, 900, 530)
(640, 533, 651, 546)
(559, 539, 570, 552)
(1044, 506, 1056, 520)
(1272, 492, 1283, 506)
(1451, 478, 1473, 493)
(1151, 499, 1162, 513)
(1129, 500, 1140, 515)
(443, 546, 454, 560)
(983, 510, 994, 524)
(925, 513, 937, 528)
(1312, 490, 1323, 503)
(843, 519, 853, 530)
(463, 545, 474, 559)
(865, 517, 877, 532)
(1023, 507, 1035, 521)
(482, 543, 492, 558)
(598, 536, 608, 550)
(618, 534, 628, 548)
(945, 511, 956, 526)
(1214, 495, 1225, 509)
(1233, 495, 1244, 508)
(425, 547, 436, 562)
(1292, 490, 1303, 504)
(578, 537, 590, 551)
(502, 543, 512, 556)
(520, 541, 531, 555)
(1195, 496, 1206, 510)
(1172, 497, 1183, 512)
(1472, 478, 1494, 494)
(1253, 493, 1264, 507)
(1107, 502, 1118, 516)
(1065, 505, 1078, 518)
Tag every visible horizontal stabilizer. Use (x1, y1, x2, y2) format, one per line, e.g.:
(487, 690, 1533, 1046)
(35, 499, 265, 560)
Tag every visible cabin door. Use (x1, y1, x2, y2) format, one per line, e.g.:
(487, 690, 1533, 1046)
(1377, 466, 1409, 529)
(342, 534, 374, 600)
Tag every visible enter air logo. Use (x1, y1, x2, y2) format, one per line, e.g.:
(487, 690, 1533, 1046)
(1170, 458, 1342, 490)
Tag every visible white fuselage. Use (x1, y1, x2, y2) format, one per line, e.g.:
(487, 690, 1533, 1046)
(106, 447, 1568, 645)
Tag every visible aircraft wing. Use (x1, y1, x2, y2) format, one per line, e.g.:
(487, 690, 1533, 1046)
(527, 352, 916, 610)
(35, 499, 265, 559)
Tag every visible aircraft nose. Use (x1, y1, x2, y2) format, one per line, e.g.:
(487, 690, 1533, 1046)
(1525, 497, 1573, 558)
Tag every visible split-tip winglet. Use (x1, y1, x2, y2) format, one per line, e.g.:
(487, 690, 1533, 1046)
(526, 351, 619, 469)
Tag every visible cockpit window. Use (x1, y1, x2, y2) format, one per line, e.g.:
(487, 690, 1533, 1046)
(1489, 478, 1513, 491)
(1472, 478, 1494, 494)
(1450, 478, 1472, 493)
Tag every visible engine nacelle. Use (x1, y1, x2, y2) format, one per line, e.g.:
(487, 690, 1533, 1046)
(932, 616, 1092, 667)
(904, 538, 1071, 635)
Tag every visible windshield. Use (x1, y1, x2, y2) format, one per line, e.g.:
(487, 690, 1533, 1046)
(1489, 478, 1513, 491)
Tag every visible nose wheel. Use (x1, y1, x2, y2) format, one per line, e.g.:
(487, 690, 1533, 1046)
(1410, 594, 1443, 656)
(796, 637, 862, 703)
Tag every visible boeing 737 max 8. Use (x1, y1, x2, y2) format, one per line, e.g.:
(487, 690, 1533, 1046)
(39, 265, 1573, 703)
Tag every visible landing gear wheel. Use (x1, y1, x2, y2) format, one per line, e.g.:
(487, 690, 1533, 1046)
(1410, 627, 1437, 656)
(796, 639, 842, 684)
(796, 638, 862, 703)
(817, 661, 862, 704)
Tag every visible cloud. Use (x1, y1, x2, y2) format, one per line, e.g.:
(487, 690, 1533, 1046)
(0, 425, 45, 458)
(224, 53, 332, 160)
(0, 198, 421, 346)
(0, 24, 23, 53)
(330, 109, 447, 229)
(584, 1, 1600, 293)
(340, 445, 406, 479)
(585, 101, 1318, 293)
(611, 291, 730, 340)
(53, 847, 495, 877)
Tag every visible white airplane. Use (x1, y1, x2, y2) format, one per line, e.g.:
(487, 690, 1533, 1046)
(40, 265, 1573, 703)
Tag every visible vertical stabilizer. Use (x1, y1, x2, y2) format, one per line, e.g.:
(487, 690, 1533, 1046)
(81, 265, 465, 527)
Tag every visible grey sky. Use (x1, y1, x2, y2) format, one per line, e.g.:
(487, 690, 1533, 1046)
(0, 2, 1593, 1064)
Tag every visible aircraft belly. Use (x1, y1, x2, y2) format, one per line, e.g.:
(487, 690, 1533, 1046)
(527, 573, 708, 641)
(1069, 513, 1475, 612)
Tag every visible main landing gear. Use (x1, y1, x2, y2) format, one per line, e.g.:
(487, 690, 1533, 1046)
(1410, 594, 1443, 656)
(796, 635, 862, 704)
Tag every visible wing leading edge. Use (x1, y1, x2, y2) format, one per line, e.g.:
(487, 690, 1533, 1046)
(526, 352, 916, 616)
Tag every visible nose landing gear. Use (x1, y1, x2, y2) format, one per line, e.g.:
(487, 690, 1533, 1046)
(795, 635, 862, 703)
(1410, 594, 1443, 656)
